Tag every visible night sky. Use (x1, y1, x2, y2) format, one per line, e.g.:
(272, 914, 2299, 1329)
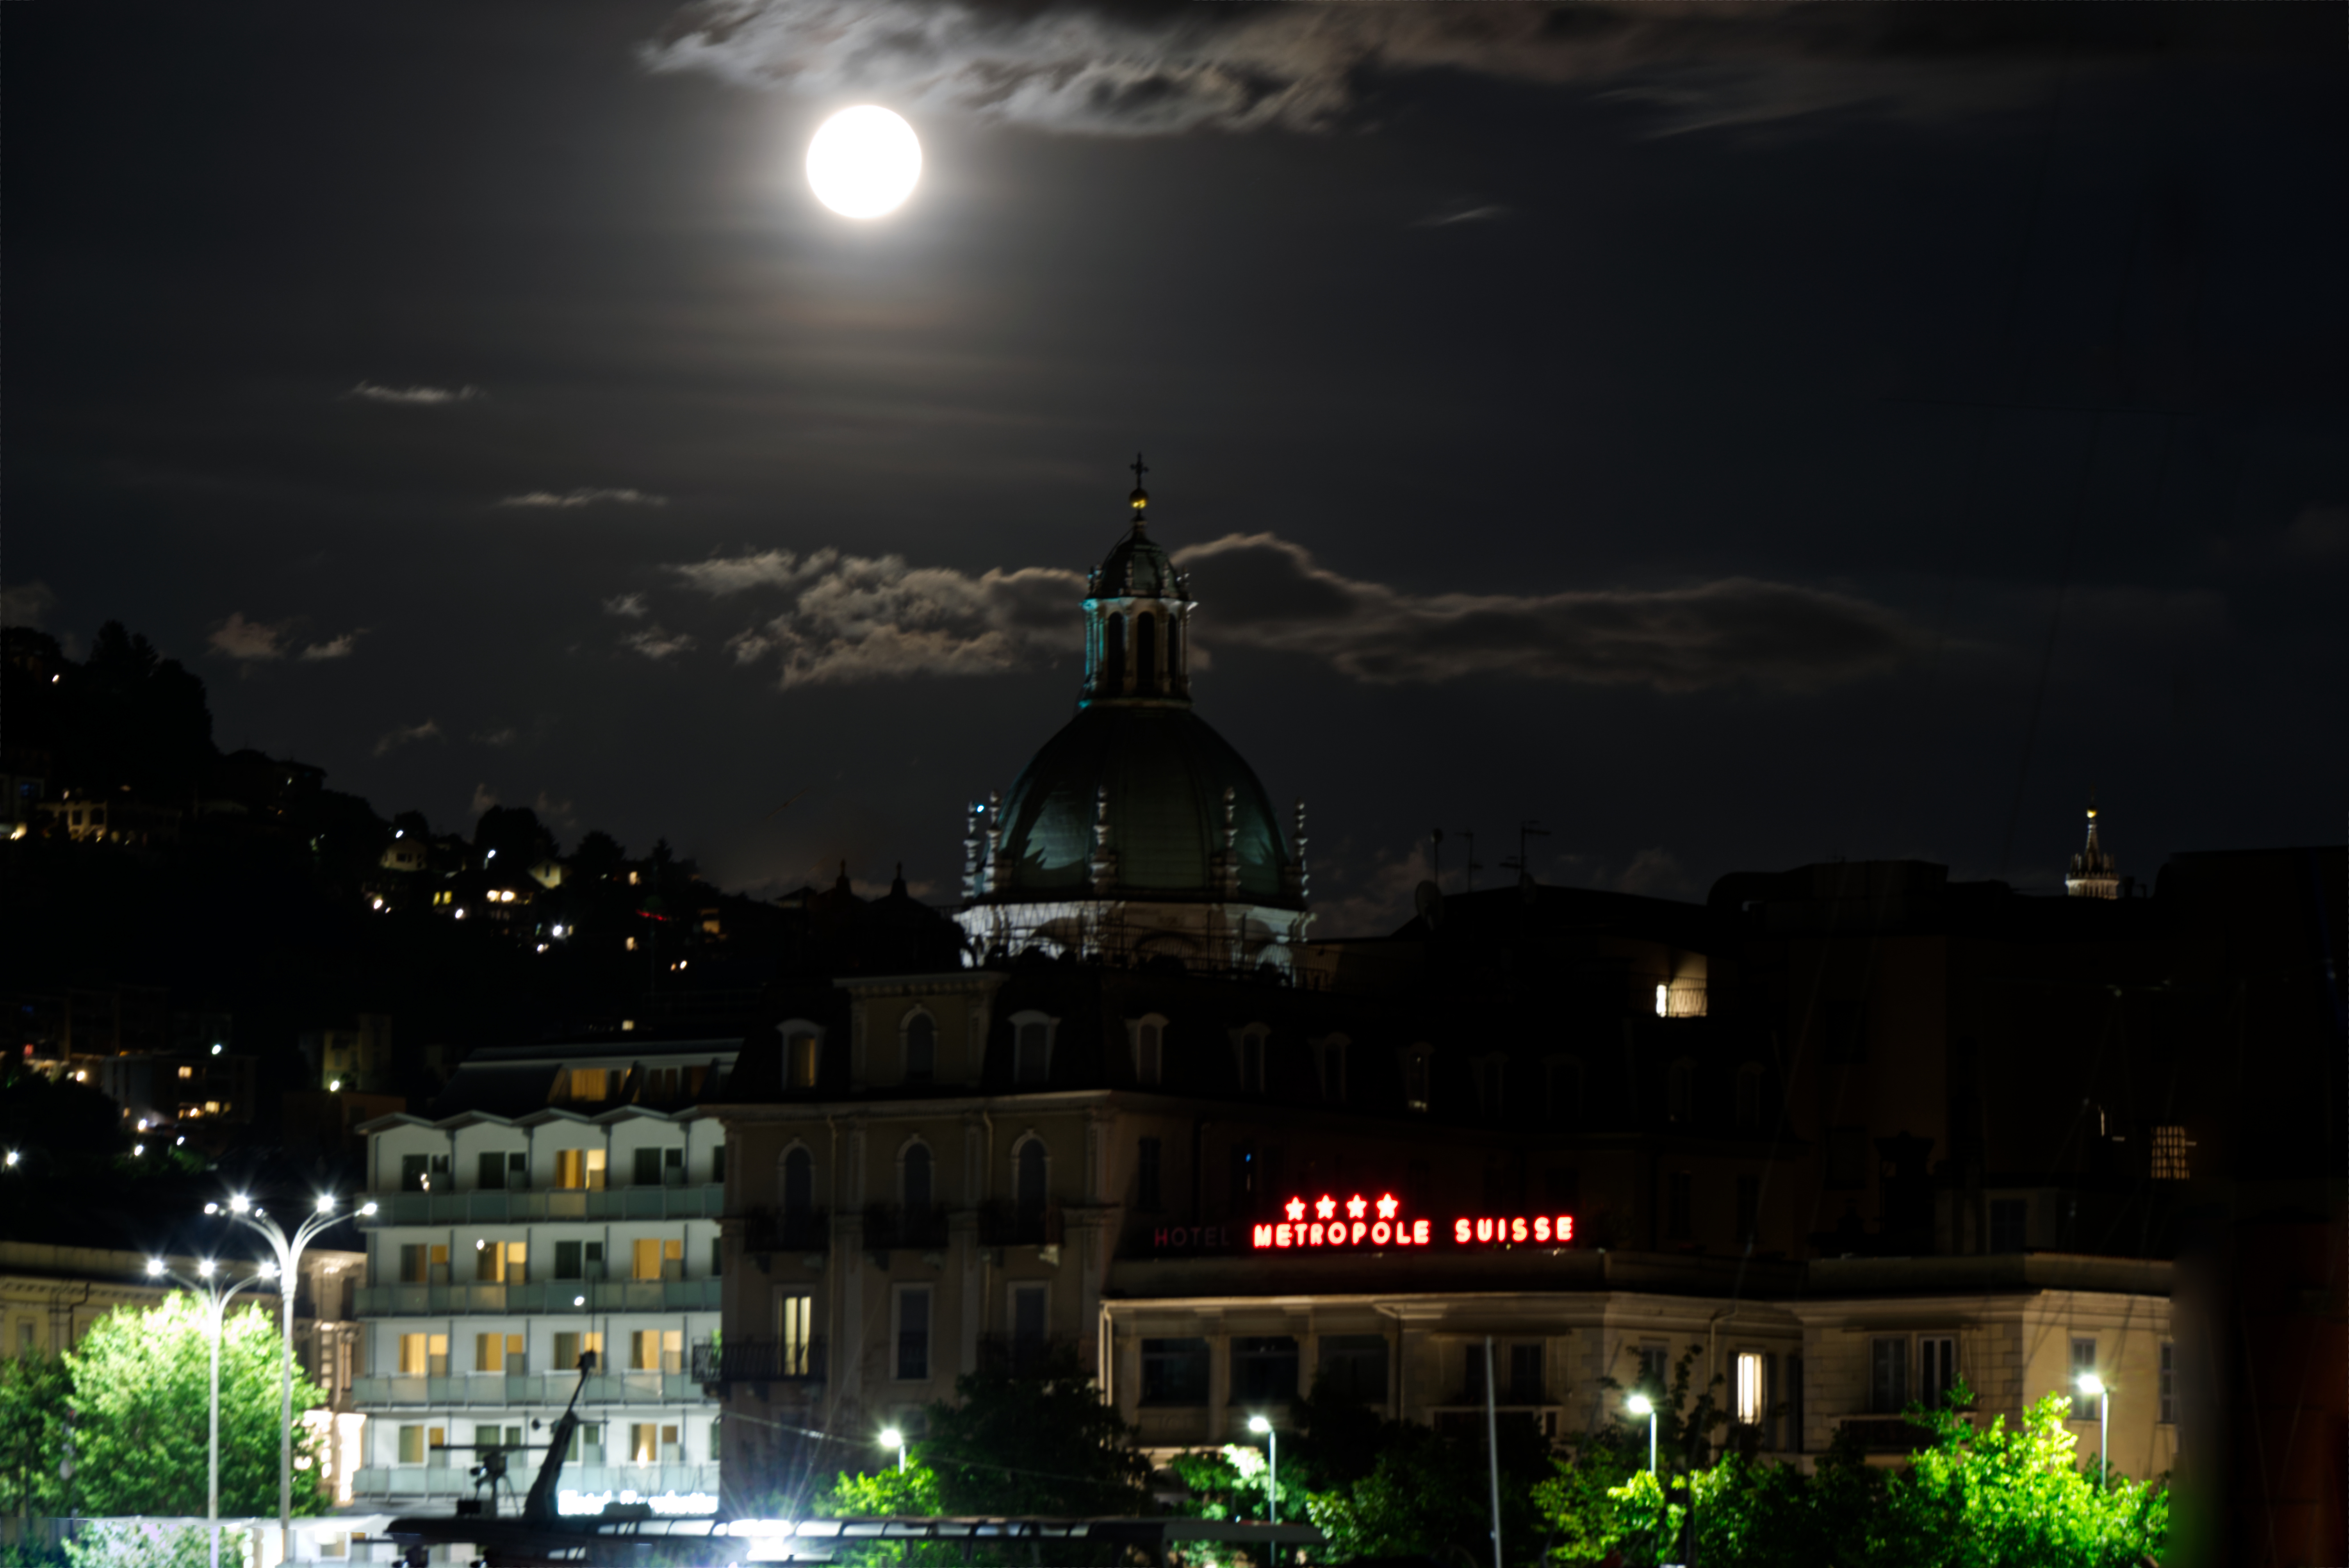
(8, 2, 2343, 933)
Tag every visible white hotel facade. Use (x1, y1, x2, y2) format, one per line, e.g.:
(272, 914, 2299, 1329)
(352, 1038, 738, 1513)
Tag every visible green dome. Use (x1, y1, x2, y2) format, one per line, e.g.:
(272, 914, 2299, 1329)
(1089, 527, 1186, 600)
(988, 705, 1295, 904)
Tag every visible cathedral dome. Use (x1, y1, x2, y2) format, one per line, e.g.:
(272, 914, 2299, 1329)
(1090, 528, 1185, 600)
(987, 704, 1296, 905)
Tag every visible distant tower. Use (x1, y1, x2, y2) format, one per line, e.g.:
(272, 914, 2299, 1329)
(2065, 800, 2120, 899)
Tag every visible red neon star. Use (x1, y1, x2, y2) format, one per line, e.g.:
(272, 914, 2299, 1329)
(1315, 1195, 1338, 1221)
(1285, 1197, 1307, 1223)
(1375, 1193, 1399, 1220)
(1345, 1194, 1368, 1220)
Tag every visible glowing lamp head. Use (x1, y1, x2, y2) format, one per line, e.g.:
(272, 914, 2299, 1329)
(1247, 1415, 1272, 1435)
(2076, 1373, 2105, 1398)
(315, 1194, 337, 1215)
(198, 1259, 217, 1279)
(807, 106, 922, 219)
(360, 1201, 379, 1217)
(204, 1202, 219, 1215)
(229, 1194, 252, 1214)
(147, 1258, 165, 1277)
(258, 1262, 279, 1280)
(1625, 1394, 1654, 1417)
(879, 1428, 904, 1450)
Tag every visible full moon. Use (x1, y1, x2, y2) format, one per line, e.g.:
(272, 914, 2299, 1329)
(806, 106, 922, 219)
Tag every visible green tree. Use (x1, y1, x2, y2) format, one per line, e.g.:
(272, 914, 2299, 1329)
(0, 1348, 73, 1519)
(921, 1345, 1150, 1518)
(61, 1522, 223, 1568)
(811, 1461, 948, 1568)
(1304, 1418, 1550, 1566)
(66, 1296, 328, 1518)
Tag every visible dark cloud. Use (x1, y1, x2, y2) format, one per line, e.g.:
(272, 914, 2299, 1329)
(499, 488, 669, 510)
(374, 719, 444, 757)
(642, 0, 2297, 137)
(1, 580, 60, 631)
(1172, 533, 1921, 691)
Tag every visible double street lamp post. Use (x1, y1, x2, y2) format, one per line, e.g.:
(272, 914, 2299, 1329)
(2076, 1373, 2110, 1490)
(1624, 1393, 1658, 1473)
(209, 1191, 374, 1567)
(146, 1257, 279, 1568)
(1246, 1415, 1278, 1523)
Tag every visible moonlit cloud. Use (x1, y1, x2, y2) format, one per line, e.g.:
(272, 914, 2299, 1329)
(622, 625, 698, 661)
(347, 381, 483, 405)
(602, 592, 652, 619)
(299, 632, 361, 661)
(649, 534, 1915, 692)
(500, 488, 669, 510)
(641, 0, 2161, 138)
(374, 719, 444, 756)
(208, 612, 291, 662)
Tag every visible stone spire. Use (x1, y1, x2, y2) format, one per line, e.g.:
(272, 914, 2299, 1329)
(2065, 799, 2120, 899)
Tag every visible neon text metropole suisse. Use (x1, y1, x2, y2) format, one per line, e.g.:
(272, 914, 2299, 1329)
(1250, 1193, 1576, 1251)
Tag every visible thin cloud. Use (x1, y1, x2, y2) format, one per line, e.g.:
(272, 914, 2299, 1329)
(1416, 204, 1509, 228)
(347, 381, 483, 406)
(1, 580, 59, 631)
(475, 726, 520, 748)
(622, 625, 698, 661)
(602, 592, 652, 619)
(501, 488, 669, 510)
(471, 783, 499, 816)
(640, 0, 2226, 139)
(209, 613, 291, 662)
(1171, 533, 1920, 690)
(374, 720, 444, 757)
(299, 631, 362, 661)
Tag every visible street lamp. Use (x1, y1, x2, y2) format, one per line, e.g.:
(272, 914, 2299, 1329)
(879, 1427, 906, 1475)
(1246, 1414, 1278, 1523)
(148, 1256, 278, 1568)
(1624, 1393, 1657, 1474)
(209, 1190, 376, 1565)
(2076, 1372, 2110, 1490)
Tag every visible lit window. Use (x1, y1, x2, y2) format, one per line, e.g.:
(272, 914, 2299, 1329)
(2150, 1126, 2194, 1181)
(1403, 1049, 1431, 1113)
(1656, 984, 1668, 1017)
(1735, 1351, 1765, 1424)
(178, 1066, 194, 1080)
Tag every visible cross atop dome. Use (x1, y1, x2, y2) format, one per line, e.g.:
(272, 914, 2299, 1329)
(1127, 451, 1151, 527)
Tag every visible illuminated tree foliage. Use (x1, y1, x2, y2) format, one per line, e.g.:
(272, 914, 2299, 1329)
(66, 1295, 329, 1519)
(0, 1349, 74, 1519)
(1535, 1380, 2169, 1568)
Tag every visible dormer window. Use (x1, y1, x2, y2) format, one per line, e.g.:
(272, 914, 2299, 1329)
(1232, 1024, 1269, 1094)
(1315, 1036, 1349, 1103)
(1011, 1010, 1058, 1086)
(903, 1011, 936, 1085)
(1402, 1047, 1432, 1113)
(779, 1021, 824, 1090)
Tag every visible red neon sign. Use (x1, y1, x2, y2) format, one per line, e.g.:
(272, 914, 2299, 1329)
(1249, 1194, 1574, 1252)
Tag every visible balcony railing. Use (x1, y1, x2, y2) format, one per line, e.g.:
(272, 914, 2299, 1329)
(740, 1208, 831, 1254)
(863, 1203, 950, 1251)
(360, 1186, 726, 1226)
(689, 1337, 826, 1386)
(976, 1201, 1062, 1248)
(352, 1372, 711, 1406)
(354, 1461, 718, 1501)
(355, 1278, 722, 1316)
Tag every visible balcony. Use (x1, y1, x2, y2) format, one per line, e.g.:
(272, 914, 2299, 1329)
(351, 1372, 710, 1406)
(689, 1337, 827, 1386)
(360, 1186, 726, 1226)
(739, 1208, 830, 1253)
(863, 1203, 949, 1251)
(976, 1201, 1063, 1248)
(353, 1461, 719, 1502)
(355, 1278, 722, 1316)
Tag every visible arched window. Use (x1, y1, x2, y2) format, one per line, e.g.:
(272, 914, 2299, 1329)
(1135, 613, 1159, 697)
(1103, 613, 1126, 693)
(902, 1142, 932, 1214)
(782, 1147, 813, 1215)
(1012, 1011, 1056, 1086)
(1667, 1058, 1695, 1124)
(1016, 1139, 1048, 1221)
(1167, 616, 1183, 689)
(904, 1012, 936, 1085)
(1130, 1015, 1167, 1086)
(1316, 1035, 1351, 1103)
(1233, 1023, 1269, 1093)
